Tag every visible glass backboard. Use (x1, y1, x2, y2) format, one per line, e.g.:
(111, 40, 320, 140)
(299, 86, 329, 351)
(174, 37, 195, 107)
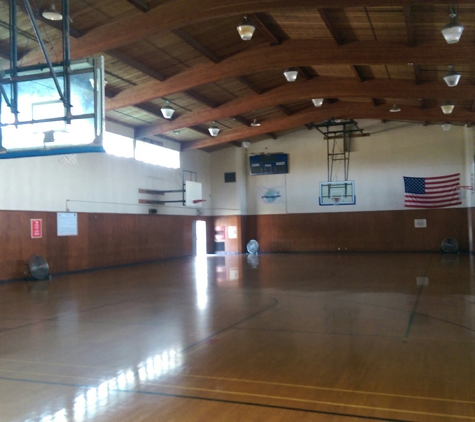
(319, 181, 356, 206)
(0, 56, 105, 159)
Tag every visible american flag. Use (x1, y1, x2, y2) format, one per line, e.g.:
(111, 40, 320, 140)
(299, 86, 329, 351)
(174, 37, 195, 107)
(403, 173, 461, 208)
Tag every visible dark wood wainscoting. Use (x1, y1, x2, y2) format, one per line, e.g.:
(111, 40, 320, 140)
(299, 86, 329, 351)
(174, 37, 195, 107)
(242, 208, 470, 253)
(0, 210, 213, 281)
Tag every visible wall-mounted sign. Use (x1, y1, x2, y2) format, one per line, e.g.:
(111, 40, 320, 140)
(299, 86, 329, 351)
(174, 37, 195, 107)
(414, 219, 427, 228)
(228, 226, 237, 239)
(57, 212, 78, 236)
(31, 219, 42, 238)
(214, 225, 225, 242)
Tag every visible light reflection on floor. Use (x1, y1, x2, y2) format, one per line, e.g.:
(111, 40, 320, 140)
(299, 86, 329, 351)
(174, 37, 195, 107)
(28, 348, 183, 422)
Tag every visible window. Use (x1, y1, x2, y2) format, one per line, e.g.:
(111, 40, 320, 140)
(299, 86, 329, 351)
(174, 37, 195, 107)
(135, 140, 180, 169)
(103, 132, 134, 158)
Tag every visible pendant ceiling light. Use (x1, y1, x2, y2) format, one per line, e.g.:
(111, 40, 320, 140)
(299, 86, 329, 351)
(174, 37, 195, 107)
(390, 104, 401, 113)
(237, 16, 256, 41)
(283, 68, 298, 82)
(312, 98, 324, 107)
(443, 65, 461, 87)
(161, 101, 175, 119)
(441, 101, 455, 114)
(250, 118, 261, 127)
(441, 122, 452, 131)
(441, 10, 464, 44)
(42, 1, 62, 21)
(208, 122, 220, 136)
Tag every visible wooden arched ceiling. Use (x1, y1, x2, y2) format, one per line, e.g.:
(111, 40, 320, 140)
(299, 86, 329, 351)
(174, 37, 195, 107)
(3, 0, 475, 151)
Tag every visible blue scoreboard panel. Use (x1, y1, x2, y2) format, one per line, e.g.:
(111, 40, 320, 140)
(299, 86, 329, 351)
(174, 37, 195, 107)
(249, 153, 289, 175)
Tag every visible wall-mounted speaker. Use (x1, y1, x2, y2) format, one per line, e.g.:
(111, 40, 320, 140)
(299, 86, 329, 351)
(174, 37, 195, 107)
(149, 209, 157, 214)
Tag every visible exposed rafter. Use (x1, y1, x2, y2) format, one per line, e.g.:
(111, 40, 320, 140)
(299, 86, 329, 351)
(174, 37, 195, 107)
(106, 50, 167, 82)
(19, 0, 472, 66)
(185, 102, 475, 150)
(247, 13, 281, 45)
(127, 0, 150, 13)
(403, 4, 416, 47)
(172, 29, 221, 63)
(107, 40, 475, 111)
(135, 77, 475, 138)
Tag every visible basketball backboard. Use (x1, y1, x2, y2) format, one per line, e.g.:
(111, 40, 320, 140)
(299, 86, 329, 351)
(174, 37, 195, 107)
(0, 56, 105, 159)
(319, 181, 356, 206)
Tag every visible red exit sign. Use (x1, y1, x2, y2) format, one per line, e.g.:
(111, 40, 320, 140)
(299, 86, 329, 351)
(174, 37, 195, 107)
(31, 219, 42, 238)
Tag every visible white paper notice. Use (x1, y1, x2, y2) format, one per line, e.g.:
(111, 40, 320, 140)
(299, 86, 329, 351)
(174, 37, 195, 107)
(57, 212, 78, 236)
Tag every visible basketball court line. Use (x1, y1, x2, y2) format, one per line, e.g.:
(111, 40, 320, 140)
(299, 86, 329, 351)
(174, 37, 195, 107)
(0, 373, 470, 420)
(135, 381, 475, 420)
(1, 365, 473, 407)
(0, 374, 413, 422)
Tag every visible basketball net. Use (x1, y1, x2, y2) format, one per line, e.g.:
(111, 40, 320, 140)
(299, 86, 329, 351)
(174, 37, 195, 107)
(331, 196, 341, 206)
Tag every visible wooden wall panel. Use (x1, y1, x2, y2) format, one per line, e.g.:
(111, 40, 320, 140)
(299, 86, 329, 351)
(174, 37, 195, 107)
(242, 208, 470, 253)
(0, 210, 213, 281)
(213, 215, 242, 253)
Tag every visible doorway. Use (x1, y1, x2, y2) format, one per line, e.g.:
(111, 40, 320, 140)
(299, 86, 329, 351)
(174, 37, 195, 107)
(193, 220, 207, 256)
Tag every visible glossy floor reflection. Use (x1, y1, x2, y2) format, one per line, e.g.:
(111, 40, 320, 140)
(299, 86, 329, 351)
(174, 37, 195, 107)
(0, 253, 474, 421)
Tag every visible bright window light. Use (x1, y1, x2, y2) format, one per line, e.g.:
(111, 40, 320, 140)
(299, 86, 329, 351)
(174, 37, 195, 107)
(135, 140, 180, 169)
(103, 132, 134, 158)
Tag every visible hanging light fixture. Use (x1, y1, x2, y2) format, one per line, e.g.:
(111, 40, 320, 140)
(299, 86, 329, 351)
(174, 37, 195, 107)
(441, 9, 464, 44)
(42, 1, 62, 21)
(443, 65, 461, 87)
(250, 118, 261, 127)
(390, 104, 401, 112)
(208, 121, 220, 136)
(283, 68, 298, 82)
(312, 98, 324, 107)
(161, 100, 175, 119)
(441, 101, 455, 114)
(237, 16, 256, 41)
(441, 122, 452, 131)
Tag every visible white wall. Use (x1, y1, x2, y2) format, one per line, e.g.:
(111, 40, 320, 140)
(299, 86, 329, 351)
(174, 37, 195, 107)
(210, 147, 245, 215)
(0, 124, 211, 216)
(210, 120, 470, 215)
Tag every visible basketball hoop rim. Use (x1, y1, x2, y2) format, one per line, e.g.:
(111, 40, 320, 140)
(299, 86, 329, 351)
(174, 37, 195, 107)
(193, 199, 206, 204)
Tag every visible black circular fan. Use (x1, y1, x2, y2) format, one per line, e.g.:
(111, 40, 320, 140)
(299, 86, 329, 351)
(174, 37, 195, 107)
(29, 255, 50, 280)
(441, 238, 459, 253)
(246, 239, 259, 254)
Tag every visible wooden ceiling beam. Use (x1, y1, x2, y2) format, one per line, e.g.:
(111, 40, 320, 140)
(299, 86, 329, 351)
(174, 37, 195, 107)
(172, 29, 221, 63)
(135, 77, 475, 138)
(106, 40, 475, 111)
(135, 103, 166, 118)
(235, 76, 263, 95)
(247, 13, 281, 45)
(127, 0, 150, 12)
(233, 116, 251, 126)
(318, 9, 345, 46)
(189, 126, 211, 137)
(403, 4, 416, 47)
(276, 105, 292, 116)
(350, 65, 364, 82)
(413, 64, 422, 85)
(20, 0, 475, 65)
(106, 50, 167, 82)
(184, 102, 475, 150)
(184, 90, 218, 108)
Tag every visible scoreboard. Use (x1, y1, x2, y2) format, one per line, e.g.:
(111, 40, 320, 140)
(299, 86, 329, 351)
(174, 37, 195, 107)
(249, 153, 289, 175)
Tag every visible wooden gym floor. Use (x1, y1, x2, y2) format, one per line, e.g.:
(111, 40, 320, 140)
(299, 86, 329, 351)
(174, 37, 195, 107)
(0, 253, 474, 422)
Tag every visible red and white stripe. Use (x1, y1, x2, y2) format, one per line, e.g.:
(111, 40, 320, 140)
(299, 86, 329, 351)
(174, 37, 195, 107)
(405, 173, 461, 208)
